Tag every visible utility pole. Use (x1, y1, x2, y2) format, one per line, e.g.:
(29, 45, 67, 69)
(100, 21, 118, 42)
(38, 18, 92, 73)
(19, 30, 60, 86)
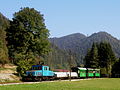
(68, 50, 73, 81)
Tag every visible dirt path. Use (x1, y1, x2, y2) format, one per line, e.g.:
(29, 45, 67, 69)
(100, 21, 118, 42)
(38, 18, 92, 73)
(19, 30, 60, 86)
(0, 79, 92, 86)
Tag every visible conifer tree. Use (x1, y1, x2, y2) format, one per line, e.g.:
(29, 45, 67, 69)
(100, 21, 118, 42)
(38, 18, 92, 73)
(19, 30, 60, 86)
(84, 49, 91, 68)
(98, 42, 116, 77)
(90, 43, 99, 68)
(111, 58, 120, 77)
(85, 42, 116, 77)
(85, 43, 99, 68)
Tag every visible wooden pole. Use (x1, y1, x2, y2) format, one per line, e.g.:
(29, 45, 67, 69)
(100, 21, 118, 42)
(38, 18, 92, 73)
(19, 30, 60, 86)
(68, 50, 72, 81)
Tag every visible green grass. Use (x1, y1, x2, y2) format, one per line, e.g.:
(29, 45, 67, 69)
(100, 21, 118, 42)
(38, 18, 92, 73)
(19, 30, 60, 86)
(0, 78, 120, 90)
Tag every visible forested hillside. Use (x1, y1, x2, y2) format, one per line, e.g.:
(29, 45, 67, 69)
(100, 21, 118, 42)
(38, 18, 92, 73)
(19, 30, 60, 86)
(44, 43, 77, 69)
(50, 32, 120, 66)
(49, 33, 86, 50)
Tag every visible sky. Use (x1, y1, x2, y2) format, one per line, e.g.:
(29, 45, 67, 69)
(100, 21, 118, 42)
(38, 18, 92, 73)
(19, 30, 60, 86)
(0, 0, 120, 39)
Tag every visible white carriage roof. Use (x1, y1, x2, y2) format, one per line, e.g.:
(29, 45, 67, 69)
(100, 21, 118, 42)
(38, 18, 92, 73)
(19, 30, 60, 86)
(78, 67, 87, 70)
(87, 68, 94, 70)
(94, 69, 100, 70)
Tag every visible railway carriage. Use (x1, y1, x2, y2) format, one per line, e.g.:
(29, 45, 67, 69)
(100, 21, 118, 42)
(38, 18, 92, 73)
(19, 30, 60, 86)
(54, 72, 78, 79)
(94, 69, 100, 77)
(71, 67, 87, 78)
(78, 68, 87, 78)
(87, 68, 94, 77)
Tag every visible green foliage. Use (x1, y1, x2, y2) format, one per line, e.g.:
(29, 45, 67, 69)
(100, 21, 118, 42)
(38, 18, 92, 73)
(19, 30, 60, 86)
(85, 43, 99, 68)
(84, 49, 91, 67)
(98, 42, 116, 77)
(0, 13, 9, 66)
(6, 7, 50, 76)
(111, 58, 120, 77)
(44, 43, 72, 69)
(49, 33, 86, 65)
(85, 42, 116, 77)
(90, 43, 99, 68)
(16, 52, 35, 76)
(100, 68, 108, 76)
(50, 32, 120, 67)
(7, 7, 50, 59)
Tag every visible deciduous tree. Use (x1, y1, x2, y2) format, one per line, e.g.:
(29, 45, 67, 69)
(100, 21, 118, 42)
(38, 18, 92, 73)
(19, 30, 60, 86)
(7, 7, 50, 76)
(0, 13, 9, 66)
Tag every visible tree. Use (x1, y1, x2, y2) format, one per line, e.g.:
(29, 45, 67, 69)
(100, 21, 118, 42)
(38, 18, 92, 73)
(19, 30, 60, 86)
(111, 58, 120, 77)
(44, 43, 74, 69)
(16, 52, 35, 77)
(6, 7, 50, 76)
(84, 49, 91, 68)
(67, 50, 74, 81)
(89, 43, 99, 68)
(0, 13, 9, 66)
(98, 42, 116, 77)
(85, 43, 99, 68)
(85, 42, 116, 77)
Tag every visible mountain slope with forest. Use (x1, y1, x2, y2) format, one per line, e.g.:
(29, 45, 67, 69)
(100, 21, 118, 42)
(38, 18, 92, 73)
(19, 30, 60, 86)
(49, 32, 120, 66)
(49, 33, 86, 50)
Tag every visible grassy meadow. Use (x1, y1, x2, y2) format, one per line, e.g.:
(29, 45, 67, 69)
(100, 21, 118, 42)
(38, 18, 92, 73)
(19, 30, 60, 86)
(0, 78, 120, 90)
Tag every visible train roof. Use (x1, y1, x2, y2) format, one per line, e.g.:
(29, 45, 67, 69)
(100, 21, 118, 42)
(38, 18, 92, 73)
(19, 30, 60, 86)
(94, 69, 100, 70)
(87, 68, 94, 70)
(78, 67, 87, 70)
(53, 69, 70, 72)
(32, 65, 47, 67)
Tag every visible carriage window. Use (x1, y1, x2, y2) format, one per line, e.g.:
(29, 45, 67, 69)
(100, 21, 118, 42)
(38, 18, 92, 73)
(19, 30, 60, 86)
(81, 70, 86, 73)
(44, 67, 48, 70)
(88, 70, 93, 73)
(95, 71, 100, 73)
(32, 67, 36, 70)
(32, 66, 42, 70)
(38, 66, 42, 70)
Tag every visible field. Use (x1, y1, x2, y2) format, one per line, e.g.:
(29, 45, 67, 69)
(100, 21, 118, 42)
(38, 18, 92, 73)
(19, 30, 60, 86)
(0, 78, 120, 90)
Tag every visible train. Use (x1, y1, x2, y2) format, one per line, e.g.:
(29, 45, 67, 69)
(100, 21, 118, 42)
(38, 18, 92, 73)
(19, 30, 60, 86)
(23, 65, 100, 81)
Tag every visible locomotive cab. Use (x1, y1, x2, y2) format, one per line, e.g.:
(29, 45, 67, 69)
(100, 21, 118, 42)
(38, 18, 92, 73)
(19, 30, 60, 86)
(25, 65, 55, 81)
(26, 65, 54, 77)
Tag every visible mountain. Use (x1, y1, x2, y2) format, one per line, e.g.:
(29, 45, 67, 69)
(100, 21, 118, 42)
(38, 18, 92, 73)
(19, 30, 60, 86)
(49, 33, 86, 50)
(81, 32, 120, 57)
(49, 32, 120, 66)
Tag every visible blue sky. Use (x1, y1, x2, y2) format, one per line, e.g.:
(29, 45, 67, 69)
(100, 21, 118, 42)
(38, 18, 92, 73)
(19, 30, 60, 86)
(0, 0, 120, 39)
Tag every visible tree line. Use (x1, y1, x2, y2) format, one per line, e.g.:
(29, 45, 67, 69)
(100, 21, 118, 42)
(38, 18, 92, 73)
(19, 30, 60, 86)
(84, 42, 120, 77)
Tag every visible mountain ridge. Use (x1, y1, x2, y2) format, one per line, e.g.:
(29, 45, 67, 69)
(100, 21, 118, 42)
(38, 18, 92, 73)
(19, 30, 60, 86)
(49, 31, 120, 65)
